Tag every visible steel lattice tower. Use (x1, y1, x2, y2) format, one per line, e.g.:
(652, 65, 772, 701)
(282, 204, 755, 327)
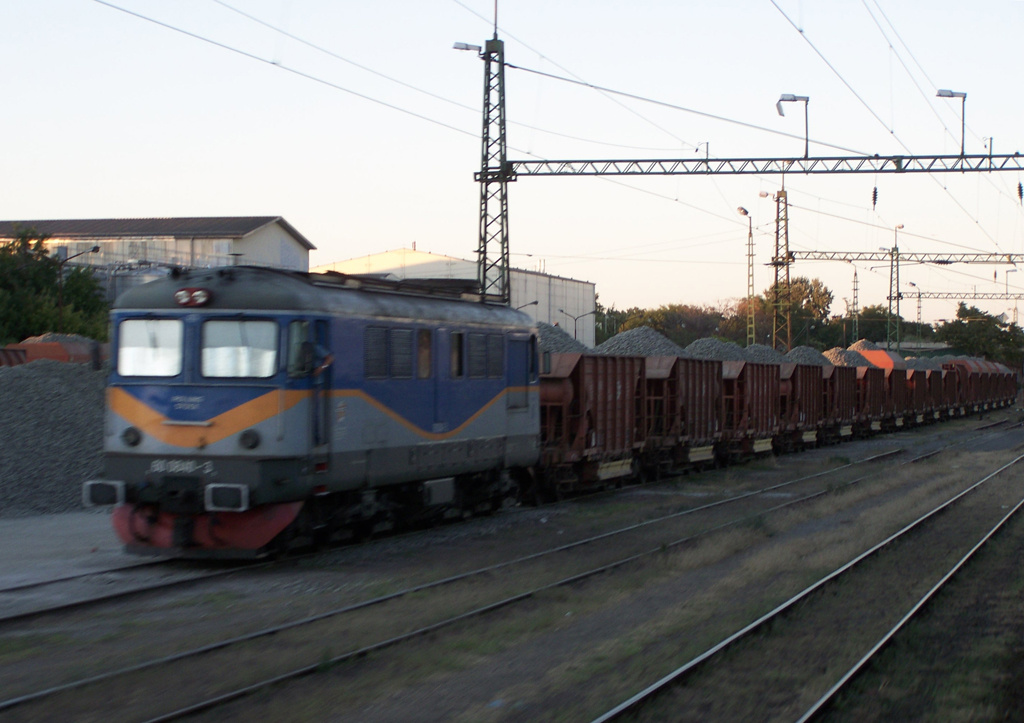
(747, 220, 756, 347)
(770, 189, 792, 351)
(475, 37, 514, 305)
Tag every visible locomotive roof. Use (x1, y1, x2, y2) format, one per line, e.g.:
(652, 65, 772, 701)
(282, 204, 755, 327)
(112, 266, 533, 327)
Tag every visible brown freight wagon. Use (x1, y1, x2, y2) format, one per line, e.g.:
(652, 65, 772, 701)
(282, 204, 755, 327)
(720, 360, 779, 461)
(854, 366, 887, 436)
(821, 364, 857, 444)
(776, 362, 823, 452)
(857, 349, 909, 430)
(539, 352, 646, 495)
(944, 359, 982, 413)
(905, 369, 932, 424)
(642, 355, 723, 474)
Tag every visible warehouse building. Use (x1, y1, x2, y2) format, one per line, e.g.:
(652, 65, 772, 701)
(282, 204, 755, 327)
(313, 247, 597, 347)
(0, 216, 315, 300)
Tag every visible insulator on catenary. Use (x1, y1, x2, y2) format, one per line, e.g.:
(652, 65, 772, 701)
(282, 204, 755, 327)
(1018, 182, 1022, 205)
(872, 186, 878, 209)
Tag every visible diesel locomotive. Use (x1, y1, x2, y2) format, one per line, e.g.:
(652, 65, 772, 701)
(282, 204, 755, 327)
(84, 266, 541, 556)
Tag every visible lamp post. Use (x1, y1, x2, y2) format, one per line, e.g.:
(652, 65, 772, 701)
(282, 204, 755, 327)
(515, 300, 538, 311)
(57, 245, 100, 333)
(737, 206, 755, 347)
(558, 308, 596, 341)
(936, 89, 967, 156)
(777, 94, 810, 158)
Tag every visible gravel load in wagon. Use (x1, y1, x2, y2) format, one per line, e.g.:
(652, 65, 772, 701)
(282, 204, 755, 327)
(905, 356, 943, 371)
(786, 345, 831, 366)
(823, 347, 877, 367)
(596, 326, 690, 357)
(0, 359, 106, 518)
(685, 337, 748, 361)
(537, 322, 590, 354)
(848, 339, 882, 352)
(744, 343, 787, 364)
(21, 332, 98, 345)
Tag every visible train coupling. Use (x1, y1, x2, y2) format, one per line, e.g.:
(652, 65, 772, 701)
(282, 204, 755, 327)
(83, 479, 126, 507)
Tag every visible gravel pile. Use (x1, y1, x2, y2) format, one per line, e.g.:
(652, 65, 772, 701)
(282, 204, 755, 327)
(786, 346, 831, 366)
(685, 338, 748, 361)
(848, 339, 881, 352)
(596, 326, 689, 357)
(823, 347, 877, 367)
(0, 360, 107, 518)
(744, 344, 787, 364)
(537, 322, 589, 354)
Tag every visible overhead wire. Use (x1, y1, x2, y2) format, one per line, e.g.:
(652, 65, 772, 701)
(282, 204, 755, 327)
(770, 0, 1009, 256)
(96, 0, 1020, 305)
(92, 0, 479, 140)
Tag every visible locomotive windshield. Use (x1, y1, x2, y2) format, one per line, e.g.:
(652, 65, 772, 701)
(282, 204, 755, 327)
(117, 319, 183, 377)
(201, 320, 278, 378)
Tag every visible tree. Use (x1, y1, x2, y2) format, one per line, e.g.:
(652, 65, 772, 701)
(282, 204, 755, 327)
(0, 228, 108, 345)
(619, 303, 724, 348)
(935, 303, 1024, 368)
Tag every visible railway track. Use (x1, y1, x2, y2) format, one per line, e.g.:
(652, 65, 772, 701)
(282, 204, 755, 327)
(1, 416, 1015, 721)
(591, 451, 1024, 721)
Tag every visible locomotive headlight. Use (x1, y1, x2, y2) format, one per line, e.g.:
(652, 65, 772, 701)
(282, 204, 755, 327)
(174, 287, 213, 307)
(239, 429, 261, 450)
(122, 426, 142, 447)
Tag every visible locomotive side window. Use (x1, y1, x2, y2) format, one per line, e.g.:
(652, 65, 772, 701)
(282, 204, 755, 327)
(365, 327, 388, 379)
(117, 319, 183, 377)
(201, 320, 277, 378)
(450, 332, 464, 378)
(389, 329, 414, 379)
(529, 335, 539, 382)
(487, 334, 503, 378)
(417, 329, 432, 379)
(287, 320, 311, 377)
(468, 333, 487, 378)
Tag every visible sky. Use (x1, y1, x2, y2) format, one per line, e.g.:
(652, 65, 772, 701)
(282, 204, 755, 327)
(3, 0, 1024, 326)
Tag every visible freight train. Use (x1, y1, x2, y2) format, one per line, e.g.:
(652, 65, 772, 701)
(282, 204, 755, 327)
(83, 267, 1018, 557)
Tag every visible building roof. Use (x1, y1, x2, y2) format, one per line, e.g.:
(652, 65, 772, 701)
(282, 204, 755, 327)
(0, 216, 315, 250)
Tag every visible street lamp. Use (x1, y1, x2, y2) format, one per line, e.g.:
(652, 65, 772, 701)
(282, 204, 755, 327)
(57, 245, 100, 333)
(936, 88, 967, 156)
(558, 308, 596, 341)
(515, 300, 538, 311)
(738, 206, 755, 347)
(777, 94, 810, 158)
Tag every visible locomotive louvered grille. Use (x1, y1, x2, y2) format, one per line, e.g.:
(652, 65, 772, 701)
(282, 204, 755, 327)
(365, 327, 388, 378)
(389, 329, 413, 378)
(468, 333, 487, 378)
